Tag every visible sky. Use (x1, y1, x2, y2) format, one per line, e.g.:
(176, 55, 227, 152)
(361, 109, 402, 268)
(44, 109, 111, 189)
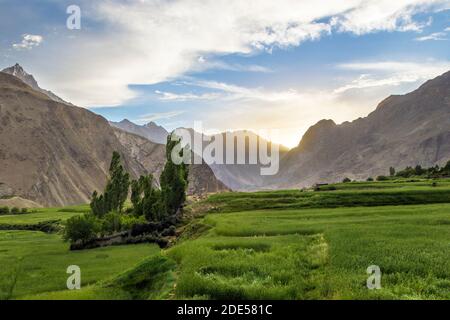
(1, 0, 449, 148)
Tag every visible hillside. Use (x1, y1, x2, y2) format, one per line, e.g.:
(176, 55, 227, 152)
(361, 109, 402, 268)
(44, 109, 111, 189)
(272, 70, 450, 188)
(176, 128, 289, 191)
(113, 128, 230, 194)
(0, 72, 147, 206)
(0, 69, 228, 207)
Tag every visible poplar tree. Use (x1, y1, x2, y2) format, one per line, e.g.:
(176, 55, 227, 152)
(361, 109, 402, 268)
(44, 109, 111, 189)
(91, 151, 130, 217)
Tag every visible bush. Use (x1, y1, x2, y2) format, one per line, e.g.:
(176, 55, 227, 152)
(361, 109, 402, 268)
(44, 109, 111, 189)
(21, 208, 28, 214)
(342, 177, 351, 183)
(0, 206, 9, 215)
(63, 214, 100, 244)
(121, 214, 146, 231)
(376, 175, 389, 181)
(101, 212, 123, 235)
(11, 207, 20, 214)
(366, 177, 374, 182)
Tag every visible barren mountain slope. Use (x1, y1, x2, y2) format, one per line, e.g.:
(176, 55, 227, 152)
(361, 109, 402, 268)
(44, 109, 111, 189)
(274, 70, 450, 188)
(0, 72, 146, 206)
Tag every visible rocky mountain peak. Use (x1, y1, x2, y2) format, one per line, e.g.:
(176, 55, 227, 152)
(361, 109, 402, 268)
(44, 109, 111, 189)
(1, 63, 70, 105)
(2, 63, 39, 89)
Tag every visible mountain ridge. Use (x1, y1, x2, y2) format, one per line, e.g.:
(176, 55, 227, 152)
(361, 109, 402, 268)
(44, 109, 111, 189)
(110, 119, 169, 145)
(1, 63, 71, 105)
(272, 69, 450, 188)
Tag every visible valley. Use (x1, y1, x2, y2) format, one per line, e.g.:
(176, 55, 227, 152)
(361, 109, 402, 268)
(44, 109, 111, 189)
(1, 178, 450, 300)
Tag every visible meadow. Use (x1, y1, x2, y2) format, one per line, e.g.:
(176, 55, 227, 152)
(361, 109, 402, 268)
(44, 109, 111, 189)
(1, 179, 450, 299)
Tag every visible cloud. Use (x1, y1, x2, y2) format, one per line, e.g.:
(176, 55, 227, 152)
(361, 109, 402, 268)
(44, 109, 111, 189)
(195, 56, 272, 73)
(155, 90, 221, 101)
(12, 34, 43, 50)
(133, 110, 186, 124)
(334, 60, 450, 93)
(19, 0, 450, 106)
(415, 32, 447, 41)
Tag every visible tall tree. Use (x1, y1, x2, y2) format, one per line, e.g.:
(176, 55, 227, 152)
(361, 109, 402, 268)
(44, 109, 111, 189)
(91, 151, 130, 217)
(131, 174, 162, 221)
(160, 134, 189, 216)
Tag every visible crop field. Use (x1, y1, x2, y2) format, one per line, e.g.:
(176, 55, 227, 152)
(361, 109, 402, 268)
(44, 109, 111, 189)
(169, 203, 450, 299)
(1, 179, 450, 300)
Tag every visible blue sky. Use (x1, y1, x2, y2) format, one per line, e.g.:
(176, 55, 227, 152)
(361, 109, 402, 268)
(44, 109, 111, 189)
(1, 0, 449, 147)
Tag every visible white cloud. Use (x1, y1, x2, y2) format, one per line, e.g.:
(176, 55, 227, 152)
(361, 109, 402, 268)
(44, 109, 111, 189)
(195, 57, 272, 73)
(415, 32, 447, 41)
(12, 34, 43, 50)
(134, 110, 185, 124)
(25, 0, 450, 106)
(155, 90, 221, 101)
(335, 60, 450, 93)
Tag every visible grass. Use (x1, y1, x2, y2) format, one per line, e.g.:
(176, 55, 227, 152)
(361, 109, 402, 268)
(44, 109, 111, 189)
(3, 179, 450, 300)
(26, 254, 176, 300)
(0, 231, 160, 299)
(0, 206, 88, 225)
(168, 203, 450, 299)
(204, 179, 450, 213)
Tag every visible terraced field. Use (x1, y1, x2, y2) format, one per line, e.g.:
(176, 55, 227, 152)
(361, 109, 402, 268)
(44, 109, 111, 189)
(1, 179, 450, 300)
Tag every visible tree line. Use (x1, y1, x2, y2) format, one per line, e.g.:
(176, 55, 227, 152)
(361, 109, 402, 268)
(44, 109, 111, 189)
(63, 134, 189, 246)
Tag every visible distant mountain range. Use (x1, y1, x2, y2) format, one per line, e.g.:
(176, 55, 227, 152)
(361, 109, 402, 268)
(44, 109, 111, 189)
(110, 119, 169, 145)
(1, 63, 449, 205)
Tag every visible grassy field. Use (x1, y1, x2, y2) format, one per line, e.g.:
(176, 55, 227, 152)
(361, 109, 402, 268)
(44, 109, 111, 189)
(1, 179, 450, 300)
(0, 205, 89, 225)
(169, 203, 450, 299)
(0, 230, 160, 299)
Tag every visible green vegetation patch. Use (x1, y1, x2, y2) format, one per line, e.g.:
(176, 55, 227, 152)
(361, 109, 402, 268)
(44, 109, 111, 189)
(0, 230, 159, 299)
(168, 203, 450, 300)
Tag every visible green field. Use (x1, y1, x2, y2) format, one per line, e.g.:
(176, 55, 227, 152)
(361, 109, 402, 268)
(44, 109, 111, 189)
(1, 179, 450, 300)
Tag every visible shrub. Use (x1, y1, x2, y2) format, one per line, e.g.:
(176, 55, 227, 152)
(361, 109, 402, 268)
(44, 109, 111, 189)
(11, 207, 20, 215)
(0, 206, 9, 215)
(121, 214, 146, 231)
(376, 175, 389, 181)
(342, 177, 351, 183)
(63, 214, 100, 244)
(21, 208, 28, 214)
(101, 212, 123, 235)
(366, 177, 374, 182)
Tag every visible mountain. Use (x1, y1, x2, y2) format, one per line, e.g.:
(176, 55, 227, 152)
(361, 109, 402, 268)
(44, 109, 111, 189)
(112, 127, 229, 194)
(272, 70, 450, 188)
(175, 128, 289, 191)
(1, 63, 71, 105)
(0, 71, 146, 206)
(0, 68, 228, 206)
(110, 119, 169, 144)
